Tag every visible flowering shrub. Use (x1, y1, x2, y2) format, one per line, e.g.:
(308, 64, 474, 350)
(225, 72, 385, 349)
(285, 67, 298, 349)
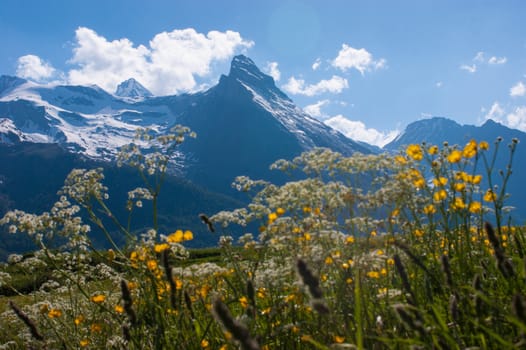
(0, 132, 525, 349)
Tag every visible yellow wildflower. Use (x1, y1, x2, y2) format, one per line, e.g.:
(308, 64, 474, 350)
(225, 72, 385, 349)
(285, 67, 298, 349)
(447, 150, 462, 163)
(406, 144, 423, 161)
(414, 229, 424, 237)
(80, 339, 89, 347)
(452, 197, 466, 210)
(334, 335, 345, 343)
(115, 305, 124, 313)
(423, 204, 436, 214)
(90, 294, 106, 304)
(483, 189, 497, 202)
(48, 309, 62, 318)
(90, 323, 102, 333)
(479, 141, 489, 150)
(433, 189, 447, 202)
(74, 315, 84, 326)
(147, 260, 158, 271)
(154, 243, 169, 253)
(346, 236, 355, 244)
(268, 212, 278, 223)
(183, 230, 193, 241)
(433, 177, 448, 187)
(367, 271, 380, 279)
(395, 155, 407, 164)
(462, 140, 477, 158)
(472, 174, 482, 184)
(200, 339, 210, 349)
(167, 230, 184, 243)
(428, 145, 439, 155)
(276, 207, 286, 216)
(454, 182, 466, 192)
(239, 296, 249, 309)
(325, 256, 334, 265)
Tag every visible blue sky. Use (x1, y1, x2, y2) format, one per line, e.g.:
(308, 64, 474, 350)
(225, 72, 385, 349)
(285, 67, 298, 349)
(1, 0, 525, 146)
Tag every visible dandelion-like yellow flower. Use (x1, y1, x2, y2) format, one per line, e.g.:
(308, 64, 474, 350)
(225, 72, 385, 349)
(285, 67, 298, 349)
(303, 206, 312, 213)
(479, 141, 489, 150)
(48, 309, 62, 318)
(147, 259, 158, 271)
(367, 271, 380, 279)
(462, 140, 478, 158)
(200, 339, 210, 349)
(183, 230, 193, 241)
(428, 145, 439, 155)
(90, 323, 102, 333)
(325, 256, 334, 265)
(447, 150, 462, 163)
(414, 229, 424, 237)
(334, 335, 345, 343)
(115, 305, 124, 313)
(483, 189, 497, 202)
(167, 230, 184, 243)
(433, 177, 448, 187)
(472, 174, 482, 184)
(452, 197, 466, 210)
(80, 339, 89, 347)
(154, 243, 169, 253)
(433, 189, 447, 202)
(239, 296, 249, 309)
(90, 294, 106, 304)
(423, 204, 436, 214)
(387, 258, 395, 266)
(406, 144, 423, 161)
(454, 182, 466, 192)
(345, 236, 355, 244)
(74, 315, 84, 326)
(268, 212, 278, 223)
(276, 207, 286, 216)
(395, 155, 407, 164)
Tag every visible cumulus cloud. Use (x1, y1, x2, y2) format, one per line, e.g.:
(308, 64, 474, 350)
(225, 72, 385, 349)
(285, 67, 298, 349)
(488, 56, 507, 65)
(16, 55, 57, 82)
(264, 61, 281, 81)
(312, 58, 321, 71)
(67, 27, 254, 95)
(282, 75, 348, 96)
(331, 44, 386, 74)
(324, 114, 398, 147)
(460, 64, 477, 73)
(483, 102, 526, 132)
(461, 51, 507, 73)
(303, 99, 330, 118)
(510, 81, 526, 97)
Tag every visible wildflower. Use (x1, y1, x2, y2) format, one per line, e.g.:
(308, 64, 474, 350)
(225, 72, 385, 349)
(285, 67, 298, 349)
(91, 323, 102, 333)
(346, 278, 353, 284)
(115, 305, 124, 313)
(80, 339, 89, 347)
(428, 145, 439, 155)
(183, 230, 193, 241)
(268, 212, 278, 223)
(484, 189, 497, 202)
(423, 204, 436, 214)
(413, 176, 425, 189)
(48, 309, 62, 318)
(167, 230, 184, 243)
(303, 206, 312, 213)
(201, 339, 210, 348)
(433, 189, 447, 202)
(147, 260, 158, 271)
(452, 197, 466, 210)
(406, 144, 423, 161)
(325, 256, 334, 265)
(395, 155, 407, 164)
(367, 271, 380, 279)
(107, 249, 116, 262)
(75, 315, 84, 326)
(387, 258, 395, 266)
(154, 243, 169, 253)
(91, 294, 106, 303)
(414, 229, 424, 237)
(454, 182, 466, 192)
(479, 141, 489, 150)
(345, 236, 355, 244)
(433, 177, 448, 187)
(472, 174, 482, 184)
(276, 207, 286, 216)
(370, 230, 377, 237)
(447, 149, 462, 163)
(239, 296, 249, 309)
(334, 335, 345, 343)
(462, 140, 478, 158)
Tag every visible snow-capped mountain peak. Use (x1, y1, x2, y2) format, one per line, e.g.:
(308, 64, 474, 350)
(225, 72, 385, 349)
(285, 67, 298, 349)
(115, 78, 153, 99)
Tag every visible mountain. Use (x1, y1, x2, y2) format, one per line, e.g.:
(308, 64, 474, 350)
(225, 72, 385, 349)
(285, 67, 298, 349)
(0, 55, 368, 191)
(384, 116, 526, 223)
(115, 78, 153, 99)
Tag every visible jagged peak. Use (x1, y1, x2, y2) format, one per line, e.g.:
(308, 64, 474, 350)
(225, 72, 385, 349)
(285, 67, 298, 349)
(115, 78, 152, 98)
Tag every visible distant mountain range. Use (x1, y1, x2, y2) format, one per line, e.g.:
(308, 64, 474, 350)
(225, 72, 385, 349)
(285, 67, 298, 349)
(1, 55, 525, 257)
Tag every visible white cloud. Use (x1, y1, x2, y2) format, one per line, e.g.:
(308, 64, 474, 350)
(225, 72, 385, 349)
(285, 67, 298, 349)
(324, 114, 398, 147)
(303, 99, 330, 118)
(485, 101, 505, 120)
(264, 61, 281, 81)
(282, 75, 348, 96)
(474, 51, 485, 62)
(312, 58, 321, 71)
(510, 81, 526, 97)
(488, 56, 507, 65)
(67, 27, 254, 95)
(460, 64, 477, 73)
(436, 81, 443, 88)
(506, 106, 526, 131)
(16, 55, 57, 82)
(331, 44, 386, 74)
